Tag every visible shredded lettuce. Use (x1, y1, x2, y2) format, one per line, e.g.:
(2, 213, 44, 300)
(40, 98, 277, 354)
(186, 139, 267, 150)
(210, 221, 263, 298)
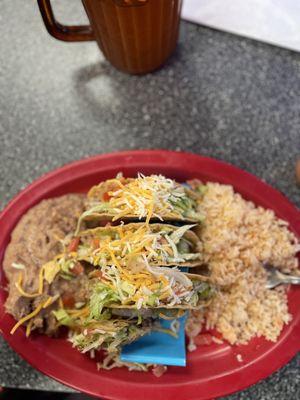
(70, 321, 150, 354)
(177, 239, 191, 254)
(196, 185, 208, 195)
(186, 211, 205, 221)
(196, 282, 213, 300)
(121, 281, 136, 296)
(178, 253, 201, 261)
(52, 309, 73, 326)
(169, 196, 193, 213)
(189, 282, 214, 306)
(169, 195, 204, 220)
(146, 294, 158, 307)
(59, 258, 74, 276)
(89, 283, 120, 319)
(71, 332, 105, 353)
(43, 261, 61, 284)
(75, 203, 110, 235)
(169, 224, 196, 244)
(137, 314, 143, 325)
(59, 273, 73, 281)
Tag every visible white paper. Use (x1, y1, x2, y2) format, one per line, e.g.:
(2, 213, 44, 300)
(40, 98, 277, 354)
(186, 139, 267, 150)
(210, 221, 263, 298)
(182, 0, 300, 52)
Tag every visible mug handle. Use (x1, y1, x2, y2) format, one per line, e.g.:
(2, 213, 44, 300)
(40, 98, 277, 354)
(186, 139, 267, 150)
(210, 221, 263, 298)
(37, 0, 95, 42)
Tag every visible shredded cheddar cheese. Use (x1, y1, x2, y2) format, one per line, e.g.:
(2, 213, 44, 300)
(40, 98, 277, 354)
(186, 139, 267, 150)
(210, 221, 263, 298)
(10, 295, 59, 335)
(15, 273, 40, 298)
(59, 297, 64, 309)
(43, 296, 54, 309)
(38, 267, 44, 294)
(25, 319, 33, 337)
(88, 174, 190, 221)
(66, 306, 89, 317)
(11, 301, 43, 335)
(15, 256, 63, 300)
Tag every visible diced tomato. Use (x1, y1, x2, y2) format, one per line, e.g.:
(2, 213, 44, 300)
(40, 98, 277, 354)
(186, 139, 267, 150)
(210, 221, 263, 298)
(102, 191, 112, 202)
(210, 329, 223, 340)
(92, 238, 100, 249)
(93, 270, 103, 280)
(68, 237, 80, 252)
(86, 328, 95, 335)
(62, 293, 75, 308)
(98, 221, 112, 227)
(99, 220, 109, 227)
(158, 237, 168, 245)
(194, 333, 213, 346)
(187, 179, 202, 189)
(152, 365, 167, 377)
(71, 262, 84, 276)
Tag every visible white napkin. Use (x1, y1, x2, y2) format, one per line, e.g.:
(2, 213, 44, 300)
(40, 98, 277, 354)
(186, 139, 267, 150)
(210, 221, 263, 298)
(182, 0, 300, 52)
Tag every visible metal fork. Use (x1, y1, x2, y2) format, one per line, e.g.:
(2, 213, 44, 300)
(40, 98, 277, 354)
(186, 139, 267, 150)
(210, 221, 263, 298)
(265, 265, 300, 289)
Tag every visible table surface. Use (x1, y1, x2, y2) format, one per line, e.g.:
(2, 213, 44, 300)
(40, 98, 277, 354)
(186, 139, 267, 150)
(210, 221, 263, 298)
(1, 1, 300, 399)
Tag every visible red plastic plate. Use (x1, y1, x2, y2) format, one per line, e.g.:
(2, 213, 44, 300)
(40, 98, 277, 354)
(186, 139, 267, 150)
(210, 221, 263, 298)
(0, 150, 299, 400)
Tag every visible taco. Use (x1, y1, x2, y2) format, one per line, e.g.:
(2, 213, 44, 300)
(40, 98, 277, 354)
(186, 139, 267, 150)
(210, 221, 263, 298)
(41, 249, 214, 313)
(52, 309, 154, 354)
(75, 223, 203, 267)
(77, 174, 205, 230)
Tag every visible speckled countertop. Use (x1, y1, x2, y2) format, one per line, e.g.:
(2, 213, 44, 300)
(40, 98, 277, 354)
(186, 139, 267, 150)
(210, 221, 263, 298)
(0, 1, 300, 399)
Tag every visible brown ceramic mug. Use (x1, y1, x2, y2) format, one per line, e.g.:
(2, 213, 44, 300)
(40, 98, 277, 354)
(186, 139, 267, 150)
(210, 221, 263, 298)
(37, 0, 182, 74)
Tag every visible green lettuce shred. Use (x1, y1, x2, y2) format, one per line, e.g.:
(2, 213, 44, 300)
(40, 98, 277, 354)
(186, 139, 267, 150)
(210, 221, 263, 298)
(52, 309, 74, 326)
(89, 283, 120, 319)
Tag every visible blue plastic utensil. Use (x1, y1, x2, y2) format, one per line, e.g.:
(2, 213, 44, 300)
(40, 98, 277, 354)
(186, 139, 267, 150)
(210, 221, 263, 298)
(120, 314, 187, 366)
(121, 239, 190, 366)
